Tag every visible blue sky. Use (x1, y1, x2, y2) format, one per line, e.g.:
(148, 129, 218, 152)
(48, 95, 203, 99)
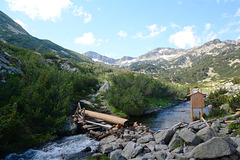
(1, 0, 240, 59)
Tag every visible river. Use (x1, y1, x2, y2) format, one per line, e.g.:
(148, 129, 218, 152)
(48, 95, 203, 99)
(4, 101, 210, 160)
(130, 101, 210, 131)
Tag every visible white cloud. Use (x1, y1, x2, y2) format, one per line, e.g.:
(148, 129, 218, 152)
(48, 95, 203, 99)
(170, 23, 181, 29)
(134, 32, 143, 38)
(218, 28, 229, 34)
(118, 30, 127, 37)
(84, 12, 92, 23)
(74, 32, 96, 45)
(6, 0, 72, 22)
(97, 38, 109, 46)
(205, 23, 211, 30)
(134, 24, 166, 39)
(235, 8, 240, 16)
(73, 6, 92, 23)
(205, 32, 217, 42)
(169, 26, 200, 48)
(146, 24, 166, 38)
(14, 19, 27, 29)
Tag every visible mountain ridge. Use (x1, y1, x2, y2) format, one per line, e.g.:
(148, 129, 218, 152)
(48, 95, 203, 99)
(0, 10, 92, 63)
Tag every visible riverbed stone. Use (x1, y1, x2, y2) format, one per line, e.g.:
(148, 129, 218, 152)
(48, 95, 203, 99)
(155, 144, 168, 151)
(142, 153, 156, 159)
(174, 153, 188, 160)
(179, 128, 201, 145)
(110, 149, 127, 160)
(219, 127, 231, 135)
(100, 144, 113, 154)
(231, 137, 240, 147)
(172, 145, 183, 154)
(137, 134, 154, 144)
(123, 133, 132, 141)
(211, 122, 220, 132)
(188, 137, 237, 159)
(196, 127, 218, 142)
(168, 131, 183, 151)
(154, 129, 175, 144)
(100, 135, 117, 145)
(154, 151, 168, 160)
(122, 141, 144, 159)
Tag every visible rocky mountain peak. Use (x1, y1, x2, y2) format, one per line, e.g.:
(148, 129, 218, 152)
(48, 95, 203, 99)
(84, 51, 117, 64)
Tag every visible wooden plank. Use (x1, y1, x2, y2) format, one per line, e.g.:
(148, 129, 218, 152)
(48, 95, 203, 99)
(89, 130, 100, 136)
(236, 108, 240, 111)
(235, 111, 240, 115)
(225, 120, 235, 123)
(87, 127, 101, 130)
(83, 124, 99, 129)
(202, 117, 209, 127)
(85, 120, 112, 129)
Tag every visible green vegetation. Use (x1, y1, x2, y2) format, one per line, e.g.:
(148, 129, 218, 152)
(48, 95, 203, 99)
(174, 141, 185, 149)
(232, 77, 240, 84)
(104, 72, 188, 116)
(0, 41, 100, 156)
(205, 88, 228, 108)
(229, 93, 240, 111)
(228, 123, 240, 135)
(204, 108, 227, 119)
(87, 154, 110, 160)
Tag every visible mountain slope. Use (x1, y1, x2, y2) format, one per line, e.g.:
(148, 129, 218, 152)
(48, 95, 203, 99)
(0, 11, 92, 63)
(84, 39, 240, 84)
(84, 51, 117, 64)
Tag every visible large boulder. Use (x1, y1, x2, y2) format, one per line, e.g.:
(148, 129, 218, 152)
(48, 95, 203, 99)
(100, 144, 113, 154)
(79, 99, 95, 108)
(137, 134, 154, 144)
(98, 81, 111, 92)
(110, 150, 127, 160)
(188, 137, 237, 159)
(100, 135, 117, 145)
(168, 131, 184, 151)
(0, 48, 24, 82)
(196, 127, 218, 142)
(220, 104, 230, 111)
(60, 118, 78, 135)
(154, 129, 175, 144)
(122, 141, 143, 159)
(179, 128, 201, 145)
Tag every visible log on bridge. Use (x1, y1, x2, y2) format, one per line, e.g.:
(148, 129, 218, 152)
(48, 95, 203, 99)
(84, 110, 129, 126)
(73, 102, 130, 140)
(73, 102, 129, 127)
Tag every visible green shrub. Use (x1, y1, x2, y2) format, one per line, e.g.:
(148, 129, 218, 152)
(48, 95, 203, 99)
(203, 108, 226, 119)
(0, 42, 99, 157)
(232, 77, 240, 84)
(87, 155, 110, 160)
(104, 72, 187, 116)
(229, 94, 240, 111)
(205, 88, 229, 108)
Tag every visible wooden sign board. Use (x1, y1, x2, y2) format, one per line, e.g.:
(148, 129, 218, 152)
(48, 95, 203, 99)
(189, 89, 206, 122)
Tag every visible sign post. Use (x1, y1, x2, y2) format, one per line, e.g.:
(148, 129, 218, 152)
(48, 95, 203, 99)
(189, 89, 206, 122)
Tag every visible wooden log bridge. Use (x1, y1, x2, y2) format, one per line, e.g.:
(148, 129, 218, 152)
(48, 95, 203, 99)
(73, 102, 129, 126)
(73, 102, 129, 140)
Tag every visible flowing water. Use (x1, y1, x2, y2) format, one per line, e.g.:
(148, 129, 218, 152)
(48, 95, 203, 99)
(130, 101, 210, 131)
(5, 134, 99, 160)
(5, 101, 210, 159)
